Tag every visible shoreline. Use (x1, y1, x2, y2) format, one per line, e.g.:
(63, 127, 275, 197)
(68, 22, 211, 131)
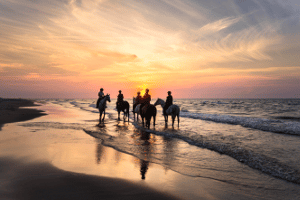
(0, 98, 181, 200)
(0, 98, 47, 130)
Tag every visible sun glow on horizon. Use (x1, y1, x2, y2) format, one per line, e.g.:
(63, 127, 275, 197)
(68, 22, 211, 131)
(136, 84, 149, 97)
(0, 0, 299, 98)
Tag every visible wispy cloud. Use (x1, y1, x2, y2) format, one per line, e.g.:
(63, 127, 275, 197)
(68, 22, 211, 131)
(0, 0, 299, 98)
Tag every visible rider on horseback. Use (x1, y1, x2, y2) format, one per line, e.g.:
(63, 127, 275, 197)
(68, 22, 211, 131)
(163, 91, 173, 115)
(133, 91, 142, 111)
(143, 89, 151, 104)
(141, 88, 151, 112)
(116, 90, 124, 108)
(96, 88, 104, 108)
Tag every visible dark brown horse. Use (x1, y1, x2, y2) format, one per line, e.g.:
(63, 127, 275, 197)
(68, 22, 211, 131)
(140, 104, 157, 129)
(117, 101, 130, 122)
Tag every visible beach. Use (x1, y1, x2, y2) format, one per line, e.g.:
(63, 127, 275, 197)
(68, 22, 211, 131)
(0, 98, 181, 200)
(1, 98, 300, 200)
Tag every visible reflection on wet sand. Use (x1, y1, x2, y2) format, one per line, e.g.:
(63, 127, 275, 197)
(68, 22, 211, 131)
(91, 117, 180, 181)
(95, 120, 157, 180)
(136, 130, 152, 180)
(140, 159, 149, 180)
(96, 141, 104, 164)
(162, 136, 176, 172)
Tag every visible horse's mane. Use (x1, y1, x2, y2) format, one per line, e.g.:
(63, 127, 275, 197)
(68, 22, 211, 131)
(157, 98, 164, 102)
(99, 94, 110, 105)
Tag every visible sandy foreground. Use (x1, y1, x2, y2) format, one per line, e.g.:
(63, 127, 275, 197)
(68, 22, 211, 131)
(0, 99, 179, 200)
(0, 158, 179, 200)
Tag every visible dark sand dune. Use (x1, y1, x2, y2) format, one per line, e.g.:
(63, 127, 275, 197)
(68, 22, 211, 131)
(0, 98, 46, 130)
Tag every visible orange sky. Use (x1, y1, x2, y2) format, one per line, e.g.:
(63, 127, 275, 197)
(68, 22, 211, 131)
(1, 0, 300, 98)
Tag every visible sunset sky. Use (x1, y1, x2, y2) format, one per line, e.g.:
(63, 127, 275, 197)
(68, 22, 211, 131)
(1, 0, 299, 98)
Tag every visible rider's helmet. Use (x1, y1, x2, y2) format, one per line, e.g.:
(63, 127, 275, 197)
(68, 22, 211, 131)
(168, 91, 171, 94)
(100, 88, 103, 91)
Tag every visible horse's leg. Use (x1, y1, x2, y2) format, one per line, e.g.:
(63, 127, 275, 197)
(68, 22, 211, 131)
(164, 115, 168, 124)
(146, 117, 150, 129)
(172, 115, 175, 127)
(177, 114, 180, 128)
(153, 115, 156, 127)
(103, 110, 106, 122)
(127, 110, 130, 122)
(127, 105, 130, 122)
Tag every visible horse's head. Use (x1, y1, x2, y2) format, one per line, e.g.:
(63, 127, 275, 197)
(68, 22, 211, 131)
(106, 94, 111, 102)
(154, 98, 161, 106)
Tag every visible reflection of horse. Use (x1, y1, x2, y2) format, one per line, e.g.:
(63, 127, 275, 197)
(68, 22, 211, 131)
(140, 104, 157, 129)
(138, 131, 151, 180)
(98, 94, 110, 123)
(154, 98, 180, 127)
(116, 101, 130, 122)
(133, 97, 141, 121)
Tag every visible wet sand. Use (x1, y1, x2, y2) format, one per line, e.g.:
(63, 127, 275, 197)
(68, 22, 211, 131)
(0, 99, 179, 200)
(0, 158, 178, 200)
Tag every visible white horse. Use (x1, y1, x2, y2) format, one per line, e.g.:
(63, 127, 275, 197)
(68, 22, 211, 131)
(133, 97, 141, 121)
(98, 94, 111, 123)
(154, 98, 180, 127)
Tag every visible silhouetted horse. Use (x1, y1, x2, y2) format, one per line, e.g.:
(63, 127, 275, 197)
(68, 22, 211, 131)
(117, 101, 130, 122)
(140, 104, 157, 129)
(154, 98, 180, 127)
(98, 94, 110, 123)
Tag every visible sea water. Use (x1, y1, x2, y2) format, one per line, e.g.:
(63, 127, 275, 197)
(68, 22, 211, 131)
(20, 98, 300, 199)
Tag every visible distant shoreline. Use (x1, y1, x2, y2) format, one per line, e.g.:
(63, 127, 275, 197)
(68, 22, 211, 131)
(0, 98, 47, 130)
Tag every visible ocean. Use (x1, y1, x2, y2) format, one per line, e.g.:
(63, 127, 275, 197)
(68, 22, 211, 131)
(19, 98, 300, 199)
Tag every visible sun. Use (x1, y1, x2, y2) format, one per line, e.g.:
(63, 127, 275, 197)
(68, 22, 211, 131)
(138, 84, 149, 97)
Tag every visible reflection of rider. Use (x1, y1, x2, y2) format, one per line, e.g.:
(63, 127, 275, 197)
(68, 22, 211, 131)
(96, 88, 104, 108)
(140, 160, 149, 180)
(116, 90, 124, 108)
(133, 91, 142, 111)
(163, 91, 173, 115)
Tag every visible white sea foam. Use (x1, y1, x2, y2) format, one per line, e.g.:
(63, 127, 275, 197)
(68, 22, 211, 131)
(180, 112, 300, 135)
